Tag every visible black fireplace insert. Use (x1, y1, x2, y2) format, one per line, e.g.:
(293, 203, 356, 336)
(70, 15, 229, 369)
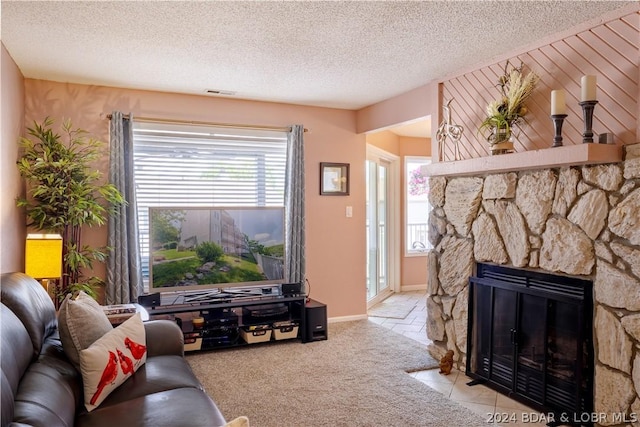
(466, 263, 593, 426)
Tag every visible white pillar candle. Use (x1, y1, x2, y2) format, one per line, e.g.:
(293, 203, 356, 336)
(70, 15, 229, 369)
(551, 89, 566, 115)
(581, 75, 597, 102)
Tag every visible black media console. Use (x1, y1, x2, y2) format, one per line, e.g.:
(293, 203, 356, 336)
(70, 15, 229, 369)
(139, 284, 310, 351)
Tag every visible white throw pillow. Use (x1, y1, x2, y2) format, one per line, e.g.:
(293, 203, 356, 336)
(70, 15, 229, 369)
(79, 313, 147, 411)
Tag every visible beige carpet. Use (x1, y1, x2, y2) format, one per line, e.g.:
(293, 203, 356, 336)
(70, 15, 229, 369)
(187, 320, 487, 427)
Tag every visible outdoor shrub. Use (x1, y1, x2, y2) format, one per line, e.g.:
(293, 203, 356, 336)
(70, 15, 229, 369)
(196, 241, 224, 263)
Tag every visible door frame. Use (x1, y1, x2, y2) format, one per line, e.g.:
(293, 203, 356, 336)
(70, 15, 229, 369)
(366, 144, 401, 308)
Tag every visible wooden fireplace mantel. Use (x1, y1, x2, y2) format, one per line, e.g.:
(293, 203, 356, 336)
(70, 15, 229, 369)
(422, 143, 623, 178)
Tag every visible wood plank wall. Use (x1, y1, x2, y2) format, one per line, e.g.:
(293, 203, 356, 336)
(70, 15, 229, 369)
(440, 11, 639, 162)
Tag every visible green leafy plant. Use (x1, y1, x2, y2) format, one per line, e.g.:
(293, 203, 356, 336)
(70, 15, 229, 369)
(150, 209, 185, 250)
(479, 61, 540, 145)
(195, 241, 224, 264)
(16, 117, 125, 302)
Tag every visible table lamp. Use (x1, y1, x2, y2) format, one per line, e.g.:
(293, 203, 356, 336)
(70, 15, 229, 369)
(25, 234, 63, 292)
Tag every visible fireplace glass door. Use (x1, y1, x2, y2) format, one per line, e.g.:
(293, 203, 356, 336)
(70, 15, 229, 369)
(515, 293, 547, 405)
(491, 287, 517, 389)
(467, 263, 593, 421)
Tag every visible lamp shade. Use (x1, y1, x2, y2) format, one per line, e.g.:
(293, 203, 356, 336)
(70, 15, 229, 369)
(25, 234, 63, 279)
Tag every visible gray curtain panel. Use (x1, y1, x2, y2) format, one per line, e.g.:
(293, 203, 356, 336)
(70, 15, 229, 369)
(284, 124, 306, 286)
(106, 111, 143, 304)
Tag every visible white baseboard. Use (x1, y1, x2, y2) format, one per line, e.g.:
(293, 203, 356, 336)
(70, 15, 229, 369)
(328, 314, 368, 323)
(399, 284, 427, 292)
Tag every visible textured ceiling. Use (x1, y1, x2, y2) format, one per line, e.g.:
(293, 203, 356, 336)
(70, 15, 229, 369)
(1, 1, 635, 112)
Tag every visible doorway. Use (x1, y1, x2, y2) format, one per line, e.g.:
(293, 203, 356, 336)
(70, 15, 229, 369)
(366, 145, 399, 306)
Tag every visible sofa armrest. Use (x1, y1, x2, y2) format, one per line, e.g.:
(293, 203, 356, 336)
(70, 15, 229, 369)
(144, 320, 184, 357)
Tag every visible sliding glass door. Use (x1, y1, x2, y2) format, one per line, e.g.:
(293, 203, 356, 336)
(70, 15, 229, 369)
(366, 155, 391, 301)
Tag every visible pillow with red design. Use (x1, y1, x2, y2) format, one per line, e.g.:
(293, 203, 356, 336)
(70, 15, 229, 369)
(79, 313, 147, 411)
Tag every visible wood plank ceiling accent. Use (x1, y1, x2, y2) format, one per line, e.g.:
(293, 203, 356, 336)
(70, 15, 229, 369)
(440, 11, 639, 162)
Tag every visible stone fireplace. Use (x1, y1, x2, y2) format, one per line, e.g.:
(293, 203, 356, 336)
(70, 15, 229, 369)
(424, 143, 640, 425)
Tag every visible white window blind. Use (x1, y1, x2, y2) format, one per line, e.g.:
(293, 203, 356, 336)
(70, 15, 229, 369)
(133, 122, 288, 284)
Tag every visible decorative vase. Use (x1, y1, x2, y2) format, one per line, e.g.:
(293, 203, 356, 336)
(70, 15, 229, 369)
(490, 127, 514, 155)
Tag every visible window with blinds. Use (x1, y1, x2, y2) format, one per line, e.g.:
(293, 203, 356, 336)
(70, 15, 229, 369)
(133, 122, 288, 284)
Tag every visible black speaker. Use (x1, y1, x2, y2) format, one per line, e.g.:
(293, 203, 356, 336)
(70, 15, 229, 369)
(281, 282, 301, 295)
(138, 293, 161, 308)
(304, 299, 327, 342)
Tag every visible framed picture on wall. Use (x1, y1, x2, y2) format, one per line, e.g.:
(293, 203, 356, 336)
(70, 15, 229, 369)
(320, 162, 350, 195)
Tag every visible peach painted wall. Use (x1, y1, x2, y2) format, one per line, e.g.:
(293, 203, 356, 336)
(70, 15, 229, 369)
(399, 136, 430, 288)
(366, 130, 400, 154)
(1, 44, 26, 274)
(356, 82, 438, 136)
(22, 79, 367, 318)
(365, 131, 431, 288)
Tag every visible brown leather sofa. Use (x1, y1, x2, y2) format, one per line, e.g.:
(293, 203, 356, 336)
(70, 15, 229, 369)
(1, 272, 226, 427)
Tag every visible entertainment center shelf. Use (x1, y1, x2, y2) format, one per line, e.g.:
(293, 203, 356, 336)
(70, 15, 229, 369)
(142, 286, 308, 351)
(149, 294, 306, 316)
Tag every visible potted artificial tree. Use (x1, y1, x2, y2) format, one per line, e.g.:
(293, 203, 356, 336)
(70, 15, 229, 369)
(16, 117, 124, 303)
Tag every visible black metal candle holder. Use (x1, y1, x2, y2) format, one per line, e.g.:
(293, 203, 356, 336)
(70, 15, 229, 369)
(551, 114, 568, 147)
(579, 100, 598, 143)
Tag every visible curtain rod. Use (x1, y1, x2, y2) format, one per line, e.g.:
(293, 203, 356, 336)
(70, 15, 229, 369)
(104, 113, 307, 133)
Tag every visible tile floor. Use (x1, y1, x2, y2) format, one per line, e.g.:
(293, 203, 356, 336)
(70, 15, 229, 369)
(368, 291, 549, 427)
(367, 290, 430, 346)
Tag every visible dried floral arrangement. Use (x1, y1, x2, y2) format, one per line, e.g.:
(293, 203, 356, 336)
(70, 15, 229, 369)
(479, 61, 540, 146)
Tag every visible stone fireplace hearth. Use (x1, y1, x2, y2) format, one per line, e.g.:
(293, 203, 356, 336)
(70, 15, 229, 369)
(425, 143, 640, 426)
